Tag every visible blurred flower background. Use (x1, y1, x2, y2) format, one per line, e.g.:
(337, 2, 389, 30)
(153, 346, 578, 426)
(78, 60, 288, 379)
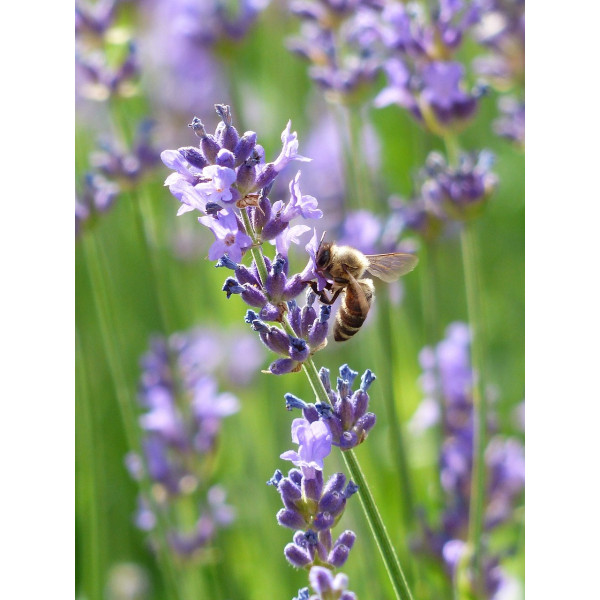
(75, 1, 524, 599)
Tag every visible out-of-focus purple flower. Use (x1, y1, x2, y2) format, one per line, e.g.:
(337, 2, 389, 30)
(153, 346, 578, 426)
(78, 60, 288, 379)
(375, 59, 481, 135)
(75, 0, 118, 41)
(280, 418, 332, 476)
(379, 0, 482, 61)
(76, 42, 140, 101)
(287, 1, 385, 102)
(91, 120, 161, 183)
(393, 149, 497, 241)
(127, 328, 247, 559)
(338, 210, 381, 254)
(473, 0, 524, 88)
(198, 210, 252, 262)
(411, 323, 524, 597)
(75, 172, 120, 237)
(493, 95, 524, 146)
(375, 1, 488, 134)
(420, 150, 498, 221)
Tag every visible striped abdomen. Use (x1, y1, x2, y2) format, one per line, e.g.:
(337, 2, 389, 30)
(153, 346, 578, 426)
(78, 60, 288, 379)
(334, 279, 375, 342)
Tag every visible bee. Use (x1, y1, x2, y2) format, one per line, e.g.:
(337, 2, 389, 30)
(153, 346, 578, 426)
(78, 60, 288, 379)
(311, 237, 418, 342)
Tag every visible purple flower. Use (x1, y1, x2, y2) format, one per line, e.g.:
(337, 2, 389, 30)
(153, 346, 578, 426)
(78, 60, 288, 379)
(196, 164, 238, 204)
(300, 229, 331, 291)
(308, 566, 357, 600)
(282, 171, 323, 221)
(280, 418, 332, 476)
(338, 210, 382, 254)
(198, 211, 252, 262)
(271, 121, 311, 173)
(420, 61, 478, 126)
(287, 365, 377, 451)
(286, 1, 384, 99)
(493, 95, 525, 146)
(127, 329, 244, 559)
(412, 323, 524, 596)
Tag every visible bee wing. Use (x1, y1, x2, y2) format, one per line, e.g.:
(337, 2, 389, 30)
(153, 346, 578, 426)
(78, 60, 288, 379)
(365, 253, 419, 282)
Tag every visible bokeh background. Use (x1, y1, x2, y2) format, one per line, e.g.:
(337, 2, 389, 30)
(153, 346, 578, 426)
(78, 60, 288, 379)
(75, 1, 524, 599)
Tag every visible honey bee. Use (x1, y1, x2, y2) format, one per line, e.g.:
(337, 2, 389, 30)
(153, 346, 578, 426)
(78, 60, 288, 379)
(311, 237, 418, 342)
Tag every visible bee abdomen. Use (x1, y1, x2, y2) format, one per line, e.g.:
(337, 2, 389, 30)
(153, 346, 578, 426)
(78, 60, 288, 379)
(333, 280, 374, 342)
(334, 305, 366, 341)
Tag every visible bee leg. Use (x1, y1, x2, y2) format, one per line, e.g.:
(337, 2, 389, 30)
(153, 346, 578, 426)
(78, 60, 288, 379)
(307, 281, 340, 306)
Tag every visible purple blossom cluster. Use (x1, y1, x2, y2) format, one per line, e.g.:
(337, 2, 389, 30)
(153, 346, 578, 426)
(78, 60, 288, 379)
(411, 322, 524, 597)
(394, 149, 498, 241)
(294, 566, 358, 600)
(75, 0, 141, 102)
(126, 328, 249, 559)
(161, 106, 337, 375)
(76, 42, 140, 101)
(473, 0, 525, 89)
(75, 122, 160, 237)
(269, 413, 359, 597)
(375, 0, 487, 134)
(75, 0, 119, 41)
(493, 95, 525, 147)
(285, 364, 377, 450)
(161, 104, 316, 261)
(243, 289, 330, 375)
(286, 0, 385, 102)
(140, 0, 269, 117)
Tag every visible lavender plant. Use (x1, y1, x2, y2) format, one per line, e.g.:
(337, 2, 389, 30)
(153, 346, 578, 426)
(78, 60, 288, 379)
(160, 104, 415, 599)
(76, 0, 141, 102)
(411, 323, 524, 598)
(266, 367, 377, 595)
(76, 122, 160, 237)
(286, 0, 385, 104)
(126, 329, 242, 562)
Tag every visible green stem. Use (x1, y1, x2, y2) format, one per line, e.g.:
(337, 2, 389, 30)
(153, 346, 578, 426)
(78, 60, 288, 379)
(82, 233, 183, 599)
(443, 133, 461, 167)
(378, 293, 416, 531)
(460, 222, 487, 591)
(129, 187, 177, 333)
(76, 330, 104, 600)
(419, 242, 447, 507)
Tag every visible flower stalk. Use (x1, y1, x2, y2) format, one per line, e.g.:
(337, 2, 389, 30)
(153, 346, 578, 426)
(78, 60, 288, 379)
(460, 222, 487, 591)
(82, 233, 183, 599)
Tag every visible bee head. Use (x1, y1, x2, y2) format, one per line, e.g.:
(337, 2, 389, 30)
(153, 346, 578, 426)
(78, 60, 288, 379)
(316, 238, 332, 272)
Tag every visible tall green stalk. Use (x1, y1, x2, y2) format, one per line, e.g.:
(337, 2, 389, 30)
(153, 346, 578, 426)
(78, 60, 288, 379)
(81, 233, 183, 599)
(460, 223, 487, 587)
(443, 133, 488, 591)
(240, 208, 414, 600)
(76, 330, 104, 600)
